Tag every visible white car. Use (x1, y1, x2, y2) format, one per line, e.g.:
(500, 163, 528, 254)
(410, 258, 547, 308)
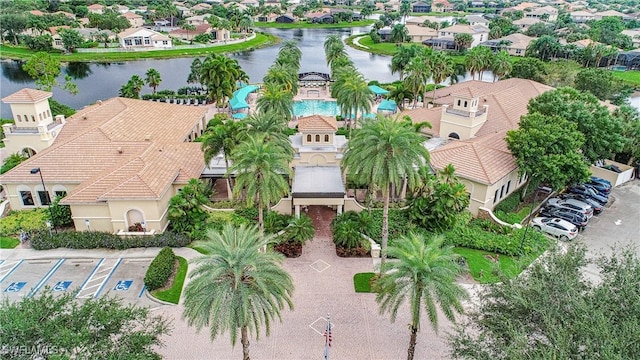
(547, 197, 594, 219)
(531, 217, 579, 241)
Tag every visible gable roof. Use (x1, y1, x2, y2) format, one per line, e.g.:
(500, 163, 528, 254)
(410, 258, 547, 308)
(440, 24, 489, 35)
(123, 11, 143, 19)
(2, 88, 52, 103)
(298, 115, 338, 132)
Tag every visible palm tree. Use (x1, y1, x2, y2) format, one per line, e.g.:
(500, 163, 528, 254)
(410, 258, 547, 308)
(490, 50, 512, 82)
(144, 68, 162, 94)
(200, 54, 248, 107)
(375, 233, 468, 360)
(256, 83, 294, 121)
(278, 40, 302, 69)
(403, 58, 430, 109)
(387, 82, 413, 111)
(342, 116, 430, 269)
(263, 63, 298, 93)
(390, 44, 423, 80)
(429, 51, 454, 103)
(391, 24, 409, 44)
(333, 72, 374, 137)
(243, 111, 294, 156)
(183, 223, 294, 360)
(465, 46, 488, 80)
(324, 35, 347, 70)
(229, 135, 292, 235)
(181, 23, 196, 42)
(201, 119, 246, 193)
(453, 33, 473, 51)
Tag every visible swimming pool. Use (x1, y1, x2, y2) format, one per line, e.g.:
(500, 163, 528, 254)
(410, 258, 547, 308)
(293, 100, 339, 117)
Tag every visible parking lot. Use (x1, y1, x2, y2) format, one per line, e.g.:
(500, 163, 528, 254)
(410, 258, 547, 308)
(0, 256, 158, 306)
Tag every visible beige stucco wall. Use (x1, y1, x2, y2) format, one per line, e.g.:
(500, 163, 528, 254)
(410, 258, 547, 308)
(293, 197, 344, 206)
(10, 101, 52, 127)
(107, 198, 168, 233)
(70, 204, 112, 232)
(343, 197, 365, 213)
(301, 132, 334, 146)
(3, 182, 78, 211)
(2, 126, 61, 156)
(271, 197, 292, 215)
(128, 17, 144, 28)
(291, 152, 341, 167)
(439, 105, 488, 140)
(458, 169, 524, 216)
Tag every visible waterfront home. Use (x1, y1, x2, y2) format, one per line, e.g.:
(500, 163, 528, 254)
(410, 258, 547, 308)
(118, 28, 172, 49)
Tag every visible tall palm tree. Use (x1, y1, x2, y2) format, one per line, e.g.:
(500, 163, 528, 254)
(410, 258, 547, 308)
(403, 58, 430, 109)
(390, 44, 422, 80)
(278, 40, 302, 68)
(390, 24, 409, 44)
(465, 46, 485, 80)
(430, 51, 454, 103)
(256, 83, 294, 121)
(200, 54, 248, 106)
(144, 68, 162, 94)
(333, 72, 374, 137)
(387, 82, 413, 111)
(183, 223, 294, 360)
(229, 135, 292, 235)
(201, 119, 247, 193)
(342, 116, 430, 269)
(375, 233, 468, 360)
(324, 36, 347, 70)
(263, 63, 298, 93)
(490, 50, 512, 82)
(243, 111, 294, 156)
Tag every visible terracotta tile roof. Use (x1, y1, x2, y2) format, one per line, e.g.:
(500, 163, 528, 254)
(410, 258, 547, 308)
(123, 11, 142, 19)
(431, 131, 517, 184)
(2, 88, 52, 103)
(298, 115, 338, 132)
(397, 107, 442, 136)
(29, 10, 44, 16)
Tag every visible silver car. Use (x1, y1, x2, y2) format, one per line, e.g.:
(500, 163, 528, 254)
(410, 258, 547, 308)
(531, 217, 579, 241)
(547, 197, 594, 219)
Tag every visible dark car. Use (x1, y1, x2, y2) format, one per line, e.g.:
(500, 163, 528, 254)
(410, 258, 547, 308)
(568, 185, 608, 206)
(539, 207, 589, 230)
(560, 193, 604, 214)
(585, 182, 610, 195)
(591, 176, 612, 187)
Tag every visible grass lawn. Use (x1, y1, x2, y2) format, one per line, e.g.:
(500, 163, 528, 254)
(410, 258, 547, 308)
(353, 272, 376, 293)
(454, 244, 548, 284)
(255, 20, 374, 29)
(0, 33, 277, 62)
(151, 256, 188, 304)
(612, 70, 640, 86)
(347, 35, 466, 65)
(0, 236, 20, 249)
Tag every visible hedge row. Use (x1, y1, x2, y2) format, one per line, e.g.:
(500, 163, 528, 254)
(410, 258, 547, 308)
(144, 247, 176, 291)
(30, 230, 191, 250)
(443, 220, 547, 256)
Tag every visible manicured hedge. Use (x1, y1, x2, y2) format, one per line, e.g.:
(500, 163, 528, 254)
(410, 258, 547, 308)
(144, 247, 176, 291)
(361, 209, 412, 243)
(30, 230, 191, 250)
(0, 209, 48, 236)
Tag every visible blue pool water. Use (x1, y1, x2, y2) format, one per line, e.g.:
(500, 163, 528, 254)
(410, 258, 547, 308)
(293, 100, 340, 117)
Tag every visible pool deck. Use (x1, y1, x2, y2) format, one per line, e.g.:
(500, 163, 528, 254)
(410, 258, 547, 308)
(295, 86, 333, 101)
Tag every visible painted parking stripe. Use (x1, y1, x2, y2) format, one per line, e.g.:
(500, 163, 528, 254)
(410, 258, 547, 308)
(0, 260, 24, 283)
(138, 285, 147, 298)
(74, 258, 104, 297)
(76, 258, 121, 299)
(27, 258, 66, 297)
(94, 258, 123, 298)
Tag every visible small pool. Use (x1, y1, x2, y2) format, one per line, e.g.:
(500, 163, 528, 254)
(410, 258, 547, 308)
(294, 100, 339, 117)
(609, 65, 627, 71)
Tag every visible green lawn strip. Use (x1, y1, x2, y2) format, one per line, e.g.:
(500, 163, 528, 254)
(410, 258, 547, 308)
(612, 70, 640, 86)
(151, 256, 188, 304)
(0, 236, 20, 249)
(353, 272, 376, 293)
(188, 243, 210, 255)
(454, 245, 547, 284)
(347, 35, 466, 65)
(255, 20, 374, 29)
(0, 33, 277, 62)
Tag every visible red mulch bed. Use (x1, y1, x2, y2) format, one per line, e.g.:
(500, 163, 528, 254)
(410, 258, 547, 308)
(336, 245, 370, 257)
(274, 241, 302, 258)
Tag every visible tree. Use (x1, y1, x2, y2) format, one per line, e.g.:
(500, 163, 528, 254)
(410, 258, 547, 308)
(506, 112, 590, 193)
(201, 118, 246, 193)
(509, 57, 547, 83)
(342, 116, 430, 269)
(284, 215, 315, 244)
(229, 135, 292, 235)
(167, 178, 212, 236)
(453, 33, 473, 51)
(430, 51, 454, 102)
(58, 28, 83, 53)
(390, 44, 424, 80)
(574, 68, 631, 105)
(614, 105, 640, 166)
(449, 245, 640, 359)
(0, 13, 28, 45)
(144, 68, 162, 95)
(403, 58, 430, 109)
(324, 35, 347, 70)
(119, 75, 145, 99)
(183, 224, 294, 360)
(527, 87, 626, 163)
(22, 52, 77, 94)
(333, 71, 374, 136)
(526, 35, 562, 61)
(0, 291, 170, 358)
(388, 82, 414, 111)
(181, 23, 196, 42)
(375, 233, 468, 360)
(0, 153, 27, 174)
(256, 83, 294, 120)
(48, 195, 72, 228)
(199, 54, 248, 107)
(390, 24, 409, 43)
(243, 111, 294, 156)
(490, 50, 512, 82)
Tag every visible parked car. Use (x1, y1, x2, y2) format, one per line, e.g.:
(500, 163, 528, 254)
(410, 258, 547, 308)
(547, 197, 593, 219)
(568, 185, 608, 206)
(586, 181, 611, 194)
(539, 207, 589, 231)
(591, 176, 611, 187)
(531, 217, 579, 241)
(559, 193, 604, 214)
(584, 182, 610, 197)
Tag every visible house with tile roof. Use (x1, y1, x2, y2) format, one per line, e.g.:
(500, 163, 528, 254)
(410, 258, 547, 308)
(406, 24, 439, 43)
(525, 5, 558, 21)
(426, 24, 490, 49)
(87, 4, 104, 14)
(512, 17, 545, 31)
(480, 33, 537, 56)
(0, 92, 209, 234)
(118, 28, 172, 48)
(123, 11, 144, 28)
(397, 78, 555, 215)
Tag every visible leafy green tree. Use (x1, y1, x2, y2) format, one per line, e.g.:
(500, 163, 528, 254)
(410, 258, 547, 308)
(403, 58, 430, 109)
(22, 52, 77, 94)
(88, 9, 129, 31)
(0, 291, 170, 358)
(284, 215, 314, 244)
(243, 111, 294, 156)
(375, 233, 468, 360)
(256, 83, 294, 120)
(168, 178, 212, 236)
(490, 50, 512, 82)
(528, 87, 626, 163)
(119, 75, 145, 99)
(526, 35, 562, 61)
(509, 57, 547, 83)
(324, 35, 347, 70)
(187, 58, 203, 86)
(574, 68, 631, 105)
(390, 44, 424, 80)
(390, 23, 409, 43)
(0, 13, 28, 45)
(333, 72, 374, 136)
(488, 16, 518, 39)
(183, 224, 294, 360)
(58, 28, 83, 52)
(524, 22, 555, 37)
(454, 33, 473, 51)
(613, 105, 640, 166)
(408, 164, 470, 232)
(342, 116, 430, 269)
(506, 112, 590, 194)
(145, 68, 162, 95)
(263, 63, 298, 94)
(200, 54, 248, 107)
(430, 51, 454, 101)
(49, 195, 72, 228)
(450, 245, 640, 359)
(229, 135, 292, 235)
(201, 117, 246, 192)
(0, 153, 27, 174)
(23, 34, 54, 51)
(388, 82, 414, 111)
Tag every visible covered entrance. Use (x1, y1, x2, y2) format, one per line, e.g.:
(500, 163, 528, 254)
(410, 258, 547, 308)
(292, 166, 346, 217)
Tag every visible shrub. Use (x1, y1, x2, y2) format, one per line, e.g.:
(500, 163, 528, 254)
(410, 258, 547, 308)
(443, 220, 547, 256)
(144, 247, 176, 291)
(264, 211, 293, 234)
(0, 209, 48, 236)
(30, 230, 191, 250)
(284, 215, 314, 244)
(362, 209, 412, 243)
(1, 153, 27, 174)
(49, 196, 73, 228)
(207, 211, 249, 231)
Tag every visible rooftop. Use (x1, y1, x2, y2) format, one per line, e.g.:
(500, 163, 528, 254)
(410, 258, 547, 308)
(2, 88, 52, 104)
(292, 166, 346, 197)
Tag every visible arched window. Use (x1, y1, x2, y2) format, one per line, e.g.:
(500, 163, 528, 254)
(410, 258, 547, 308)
(448, 132, 460, 140)
(16, 115, 21, 122)
(306, 134, 312, 142)
(457, 100, 461, 106)
(315, 134, 320, 142)
(463, 101, 468, 107)
(31, 115, 35, 122)
(126, 209, 145, 232)
(24, 114, 28, 121)
(324, 134, 329, 142)
(39, 113, 43, 121)
(47, 109, 51, 117)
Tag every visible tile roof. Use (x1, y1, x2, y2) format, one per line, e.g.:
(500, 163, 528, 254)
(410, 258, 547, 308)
(1, 96, 207, 203)
(123, 11, 142, 19)
(298, 115, 338, 132)
(2, 88, 52, 103)
(398, 106, 442, 136)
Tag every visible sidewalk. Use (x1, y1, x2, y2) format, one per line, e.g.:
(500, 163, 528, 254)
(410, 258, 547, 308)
(0, 246, 202, 262)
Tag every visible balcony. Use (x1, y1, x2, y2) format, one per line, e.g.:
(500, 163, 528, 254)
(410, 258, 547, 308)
(4, 120, 63, 134)
(445, 107, 486, 117)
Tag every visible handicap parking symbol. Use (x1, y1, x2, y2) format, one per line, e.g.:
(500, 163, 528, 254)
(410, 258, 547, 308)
(114, 280, 133, 291)
(53, 281, 72, 292)
(4, 282, 27, 293)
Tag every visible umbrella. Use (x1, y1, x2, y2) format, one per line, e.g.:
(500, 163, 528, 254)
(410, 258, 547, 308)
(368, 85, 390, 95)
(232, 112, 247, 119)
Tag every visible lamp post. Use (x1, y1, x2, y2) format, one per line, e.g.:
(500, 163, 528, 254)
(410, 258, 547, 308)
(519, 186, 552, 256)
(30, 167, 55, 233)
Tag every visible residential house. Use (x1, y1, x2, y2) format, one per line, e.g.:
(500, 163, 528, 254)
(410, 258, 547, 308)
(570, 10, 596, 23)
(398, 78, 554, 215)
(481, 33, 537, 56)
(240, 0, 259, 7)
(406, 24, 438, 43)
(377, 27, 392, 42)
(185, 14, 210, 26)
(191, 3, 212, 11)
(87, 4, 104, 14)
(525, 5, 558, 21)
(432, 0, 454, 12)
(256, 13, 278, 23)
(113, 4, 129, 14)
(176, 6, 193, 17)
(48, 26, 71, 50)
(276, 14, 296, 23)
(412, 2, 432, 13)
(430, 24, 490, 49)
(169, 23, 212, 41)
(502, 2, 539, 13)
(465, 15, 490, 27)
(29, 10, 45, 16)
(621, 29, 640, 49)
(595, 10, 635, 21)
(0, 92, 210, 234)
(123, 11, 144, 28)
(513, 17, 544, 31)
(53, 11, 76, 20)
(406, 15, 455, 27)
(118, 28, 172, 48)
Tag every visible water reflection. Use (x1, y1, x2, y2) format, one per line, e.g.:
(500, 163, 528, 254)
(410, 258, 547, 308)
(66, 62, 92, 80)
(1, 60, 33, 83)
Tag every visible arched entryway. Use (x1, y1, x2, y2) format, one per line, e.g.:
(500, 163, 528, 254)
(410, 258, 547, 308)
(126, 209, 144, 231)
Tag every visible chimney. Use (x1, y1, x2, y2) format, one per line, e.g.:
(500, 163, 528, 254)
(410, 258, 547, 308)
(117, 147, 123, 154)
(144, 134, 151, 141)
(55, 115, 66, 124)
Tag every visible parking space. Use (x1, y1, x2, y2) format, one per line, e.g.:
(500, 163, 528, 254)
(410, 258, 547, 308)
(0, 256, 157, 306)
